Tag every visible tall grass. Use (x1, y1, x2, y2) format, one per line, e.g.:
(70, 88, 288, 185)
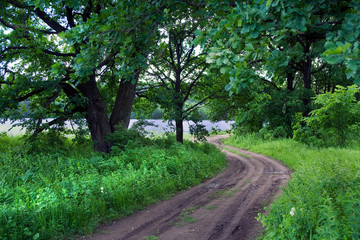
(225, 134, 360, 239)
(0, 135, 227, 240)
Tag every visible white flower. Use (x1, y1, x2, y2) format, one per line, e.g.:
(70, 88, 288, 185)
(100, 187, 104, 193)
(290, 207, 296, 216)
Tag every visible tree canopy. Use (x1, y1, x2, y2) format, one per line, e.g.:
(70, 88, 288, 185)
(1, 0, 359, 151)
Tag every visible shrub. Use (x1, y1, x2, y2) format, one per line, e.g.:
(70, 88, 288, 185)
(0, 134, 227, 240)
(225, 135, 360, 239)
(294, 85, 360, 147)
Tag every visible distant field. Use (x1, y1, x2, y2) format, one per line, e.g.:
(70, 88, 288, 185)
(0, 119, 234, 135)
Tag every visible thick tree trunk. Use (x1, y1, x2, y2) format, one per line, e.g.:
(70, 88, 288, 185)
(176, 118, 183, 144)
(78, 75, 112, 153)
(109, 71, 140, 132)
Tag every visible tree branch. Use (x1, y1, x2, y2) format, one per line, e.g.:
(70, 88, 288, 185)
(2, 46, 75, 57)
(33, 9, 67, 33)
(311, 64, 327, 74)
(183, 89, 222, 114)
(183, 65, 207, 102)
(146, 70, 170, 90)
(31, 116, 68, 138)
(97, 52, 117, 69)
(43, 89, 61, 108)
(0, 17, 56, 34)
(7, 0, 67, 33)
(43, 49, 76, 57)
(259, 77, 280, 90)
(65, 6, 76, 28)
(15, 88, 45, 102)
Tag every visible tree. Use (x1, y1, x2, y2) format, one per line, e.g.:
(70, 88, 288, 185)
(205, 0, 357, 117)
(294, 85, 360, 146)
(0, 0, 167, 152)
(139, 21, 216, 143)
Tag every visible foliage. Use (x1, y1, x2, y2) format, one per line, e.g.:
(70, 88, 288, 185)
(0, 0, 175, 152)
(137, 15, 217, 143)
(294, 85, 360, 146)
(323, 2, 360, 83)
(189, 121, 209, 142)
(106, 120, 159, 153)
(232, 86, 308, 138)
(0, 134, 227, 240)
(225, 135, 360, 239)
(204, 0, 357, 93)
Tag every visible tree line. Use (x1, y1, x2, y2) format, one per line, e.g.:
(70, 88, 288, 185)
(1, 0, 359, 152)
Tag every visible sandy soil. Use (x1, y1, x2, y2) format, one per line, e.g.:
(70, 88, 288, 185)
(82, 135, 291, 240)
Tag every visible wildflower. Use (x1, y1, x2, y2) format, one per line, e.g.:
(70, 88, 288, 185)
(100, 187, 104, 193)
(290, 207, 296, 216)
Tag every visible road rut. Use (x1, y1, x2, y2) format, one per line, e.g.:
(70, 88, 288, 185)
(84, 135, 291, 240)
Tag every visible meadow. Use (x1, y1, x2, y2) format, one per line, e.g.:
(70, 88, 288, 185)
(0, 133, 227, 240)
(225, 134, 360, 239)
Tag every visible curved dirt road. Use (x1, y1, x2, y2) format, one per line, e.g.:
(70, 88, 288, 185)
(84, 135, 291, 240)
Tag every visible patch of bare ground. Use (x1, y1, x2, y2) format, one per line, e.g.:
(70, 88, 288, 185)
(81, 135, 291, 240)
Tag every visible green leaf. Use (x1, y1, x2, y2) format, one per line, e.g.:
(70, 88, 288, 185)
(194, 29, 202, 36)
(76, 57, 84, 64)
(324, 41, 336, 50)
(245, 43, 254, 51)
(33, 233, 40, 240)
(220, 67, 228, 74)
(266, 0, 272, 8)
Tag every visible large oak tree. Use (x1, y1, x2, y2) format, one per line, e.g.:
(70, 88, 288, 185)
(0, 0, 168, 152)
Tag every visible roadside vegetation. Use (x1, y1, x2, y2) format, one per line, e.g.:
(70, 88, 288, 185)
(1, 0, 359, 239)
(225, 134, 360, 239)
(0, 131, 227, 240)
(223, 85, 360, 239)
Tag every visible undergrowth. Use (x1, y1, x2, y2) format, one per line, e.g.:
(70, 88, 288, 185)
(225, 134, 360, 239)
(0, 134, 227, 240)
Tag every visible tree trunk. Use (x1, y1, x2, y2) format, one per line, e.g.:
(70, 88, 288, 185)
(109, 71, 140, 132)
(176, 118, 183, 143)
(286, 72, 294, 91)
(284, 72, 295, 135)
(78, 75, 112, 153)
(302, 42, 312, 117)
(174, 69, 184, 143)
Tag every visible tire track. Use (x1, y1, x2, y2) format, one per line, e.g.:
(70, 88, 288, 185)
(83, 135, 291, 240)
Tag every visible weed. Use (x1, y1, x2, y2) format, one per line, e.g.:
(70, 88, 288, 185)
(175, 207, 198, 226)
(143, 236, 158, 240)
(223, 147, 250, 159)
(225, 187, 241, 198)
(204, 205, 217, 210)
(225, 134, 360, 239)
(0, 135, 227, 240)
(209, 188, 230, 199)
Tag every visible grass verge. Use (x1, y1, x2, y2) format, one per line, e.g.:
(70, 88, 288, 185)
(0, 135, 227, 240)
(224, 134, 360, 239)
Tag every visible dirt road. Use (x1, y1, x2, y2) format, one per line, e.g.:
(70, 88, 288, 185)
(84, 135, 291, 240)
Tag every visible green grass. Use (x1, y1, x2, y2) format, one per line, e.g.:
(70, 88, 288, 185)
(204, 205, 217, 211)
(224, 187, 241, 198)
(224, 134, 360, 239)
(222, 146, 250, 159)
(174, 207, 198, 226)
(0, 135, 227, 240)
(143, 236, 159, 240)
(209, 188, 231, 199)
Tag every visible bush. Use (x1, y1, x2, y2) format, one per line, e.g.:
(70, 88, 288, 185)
(224, 135, 360, 239)
(0, 134, 227, 240)
(294, 85, 360, 147)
